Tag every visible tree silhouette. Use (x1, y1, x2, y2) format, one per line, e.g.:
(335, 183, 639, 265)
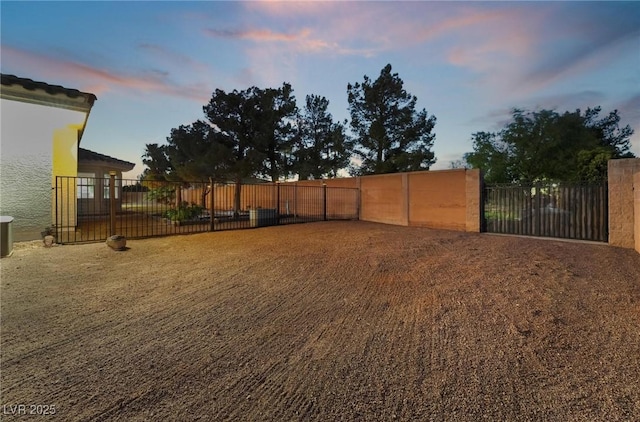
(465, 107, 634, 183)
(294, 94, 352, 180)
(347, 64, 436, 175)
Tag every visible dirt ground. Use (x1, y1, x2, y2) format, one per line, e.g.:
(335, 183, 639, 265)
(1, 221, 639, 421)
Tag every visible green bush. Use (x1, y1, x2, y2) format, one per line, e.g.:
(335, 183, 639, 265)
(148, 186, 176, 204)
(164, 202, 204, 222)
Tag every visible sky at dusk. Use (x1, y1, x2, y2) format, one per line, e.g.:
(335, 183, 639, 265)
(2, 1, 639, 178)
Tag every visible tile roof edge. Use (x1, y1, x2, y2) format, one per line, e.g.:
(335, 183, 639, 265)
(79, 148, 135, 169)
(1, 73, 97, 103)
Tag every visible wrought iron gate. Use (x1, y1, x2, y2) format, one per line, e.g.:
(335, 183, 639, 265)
(54, 176, 359, 244)
(483, 182, 608, 242)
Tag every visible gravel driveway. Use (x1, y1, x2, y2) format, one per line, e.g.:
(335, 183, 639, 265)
(1, 221, 639, 421)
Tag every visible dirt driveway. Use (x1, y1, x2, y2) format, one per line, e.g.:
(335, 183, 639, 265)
(1, 221, 639, 421)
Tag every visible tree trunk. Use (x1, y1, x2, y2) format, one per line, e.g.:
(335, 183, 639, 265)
(234, 180, 242, 219)
(201, 186, 209, 208)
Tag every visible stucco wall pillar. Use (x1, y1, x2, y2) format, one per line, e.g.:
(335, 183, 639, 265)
(634, 172, 640, 254)
(465, 169, 482, 232)
(608, 158, 640, 249)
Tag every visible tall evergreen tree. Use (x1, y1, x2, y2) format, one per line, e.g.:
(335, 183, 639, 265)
(164, 120, 228, 183)
(203, 87, 269, 216)
(347, 63, 436, 175)
(254, 83, 298, 182)
(294, 95, 352, 180)
(142, 85, 298, 217)
(141, 143, 172, 181)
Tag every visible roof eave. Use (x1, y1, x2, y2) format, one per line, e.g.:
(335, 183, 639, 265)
(80, 160, 135, 172)
(0, 83, 96, 113)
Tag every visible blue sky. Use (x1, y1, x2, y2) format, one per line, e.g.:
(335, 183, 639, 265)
(2, 1, 639, 178)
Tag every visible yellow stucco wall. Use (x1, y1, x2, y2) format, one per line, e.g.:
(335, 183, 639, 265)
(52, 125, 81, 232)
(52, 125, 81, 178)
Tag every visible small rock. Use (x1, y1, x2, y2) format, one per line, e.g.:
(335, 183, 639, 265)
(43, 235, 55, 247)
(106, 235, 127, 251)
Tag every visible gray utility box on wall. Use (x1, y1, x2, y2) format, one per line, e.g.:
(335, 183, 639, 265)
(249, 209, 277, 228)
(1, 216, 14, 257)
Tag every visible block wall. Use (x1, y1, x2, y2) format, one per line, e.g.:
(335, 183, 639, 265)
(359, 173, 407, 226)
(608, 158, 640, 249)
(407, 171, 458, 229)
(298, 169, 481, 232)
(180, 169, 483, 232)
(634, 172, 640, 254)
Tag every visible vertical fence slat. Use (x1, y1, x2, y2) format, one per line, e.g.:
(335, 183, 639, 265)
(483, 181, 608, 242)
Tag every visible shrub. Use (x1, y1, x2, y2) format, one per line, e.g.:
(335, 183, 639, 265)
(164, 202, 204, 222)
(148, 186, 176, 204)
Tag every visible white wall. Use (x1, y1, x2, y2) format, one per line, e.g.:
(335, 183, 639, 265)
(0, 99, 85, 241)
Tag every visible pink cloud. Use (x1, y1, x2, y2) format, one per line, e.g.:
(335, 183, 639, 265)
(137, 43, 209, 73)
(517, 3, 640, 94)
(1, 45, 211, 103)
(205, 26, 350, 55)
(438, 3, 640, 97)
(205, 27, 308, 43)
(439, 8, 538, 66)
(242, 2, 535, 58)
(242, 1, 336, 17)
(204, 2, 392, 58)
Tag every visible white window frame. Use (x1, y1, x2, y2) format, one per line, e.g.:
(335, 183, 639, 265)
(77, 172, 95, 199)
(103, 173, 120, 199)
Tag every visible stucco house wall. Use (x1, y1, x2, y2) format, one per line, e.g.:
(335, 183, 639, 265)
(1, 74, 96, 241)
(1, 100, 89, 240)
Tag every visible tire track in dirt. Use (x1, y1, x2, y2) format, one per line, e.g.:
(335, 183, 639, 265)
(2, 222, 640, 420)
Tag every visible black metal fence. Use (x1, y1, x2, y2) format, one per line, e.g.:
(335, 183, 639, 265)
(54, 177, 358, 244)
(483, 182, 608, 242)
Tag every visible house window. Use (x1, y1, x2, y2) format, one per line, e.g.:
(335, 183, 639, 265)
(103, 173, 120, 199)
(77, 172, 95, 199)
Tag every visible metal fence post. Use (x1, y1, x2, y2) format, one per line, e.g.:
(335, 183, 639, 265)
(54, 176, 59, 241)
(109, 172, 116, 236)
(209, 177, 215, 232)
(276, 182, 281, 224)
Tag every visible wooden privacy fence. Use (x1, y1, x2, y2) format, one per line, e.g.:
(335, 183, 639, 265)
(483, 182, 608, 242)
(54, 177, 358, 244)
(182, 183, 359, 221)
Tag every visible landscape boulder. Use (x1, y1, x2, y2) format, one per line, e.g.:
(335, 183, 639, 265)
(106, 235, 127, 251)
